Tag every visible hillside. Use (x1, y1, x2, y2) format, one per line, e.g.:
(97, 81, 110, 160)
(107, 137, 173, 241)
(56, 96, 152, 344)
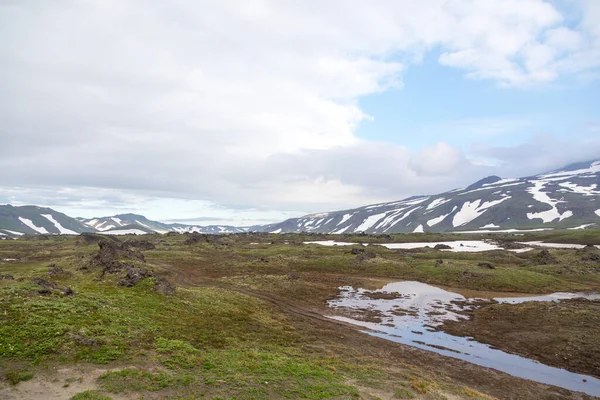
(258, 160, 600, 234)
(0, 205, 94, 237)
(2, 160, 600, 237)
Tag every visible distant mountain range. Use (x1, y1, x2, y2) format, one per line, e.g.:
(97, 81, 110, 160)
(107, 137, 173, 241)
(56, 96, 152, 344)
(2, 160, 600, 238)
(0, 207, 245, 237)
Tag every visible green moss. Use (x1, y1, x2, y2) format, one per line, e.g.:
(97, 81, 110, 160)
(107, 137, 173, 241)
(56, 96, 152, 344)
(5, 370, 34, 385)
(71, 390, 112, 400)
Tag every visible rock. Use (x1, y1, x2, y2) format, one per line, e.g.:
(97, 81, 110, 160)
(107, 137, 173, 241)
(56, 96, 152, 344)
(286, 273, 300, 280)
(64, 286, 75, 296)
(71, 334, 98, 347)
(184, 233, 210, 245)
(260, 257, 269, 263)
(477, 262, 495, 269)
(31, 278, 60, 289)
(435, 259, 444, 267)
(48, 264, 72, 278)
(124, 239, 156, 250)
(357, 251, 377, 262)
(90, 239, 145, 276)
(0, 274, 14, 280)
(350, 247, 365, 255)
(154, 277, 176, 295)
(117, 265, 153, 287)
(581, 254, 600, 262)
(80, 232, 117, 245)
(538, 249, 556, 265)
(434, 244, 452, 250)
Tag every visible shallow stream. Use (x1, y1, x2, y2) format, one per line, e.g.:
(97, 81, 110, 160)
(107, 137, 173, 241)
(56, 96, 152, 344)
(327, 281, 600, 396)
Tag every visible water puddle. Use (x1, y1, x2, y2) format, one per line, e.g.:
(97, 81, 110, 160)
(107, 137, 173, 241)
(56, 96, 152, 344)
(327, 281, 600, 396)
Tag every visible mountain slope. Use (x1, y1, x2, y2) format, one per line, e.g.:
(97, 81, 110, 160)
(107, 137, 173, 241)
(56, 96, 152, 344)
(80, 214, 172, 233)
(80, 214, 246, 234)
(0, 205, 94, 237)
(258, 160, 600, 234)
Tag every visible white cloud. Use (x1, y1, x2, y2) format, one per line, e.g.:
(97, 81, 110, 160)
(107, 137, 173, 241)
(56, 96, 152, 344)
(0, 1, 598, 222)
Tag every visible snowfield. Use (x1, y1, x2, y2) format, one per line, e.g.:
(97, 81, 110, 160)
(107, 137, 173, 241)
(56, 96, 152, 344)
(41, 214, 78, 235)
(526, 181, 572, 223)
(18, 217, 49, 234)
(355, 212, 387, 232)
(452, 197, 510, 227)
(102, 229, 148, 235)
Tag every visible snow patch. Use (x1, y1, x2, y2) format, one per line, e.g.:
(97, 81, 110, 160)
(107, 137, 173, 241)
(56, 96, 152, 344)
(413, 224, 424, 233)
(304, 240, 356, 246)
(452, 197, 510, 227)
(558, 182, 600, 196)
(18, 217, 49, 234)
(103, 229, 147, 235)
(270, 228, 282, 234)
(111, 217, 123, 225)
(331, 225, 351, 234)
(526, 181, 572, 223)
(338, 213, 353, 225)
(480, 224, 500, 229)
(3, 230, 24, 236)
(426, 198, 450, 210)
(518, 241, 600, 250)
(427, 214, 449, 227)
(596, 210, 600, 217)
(41, 214, 78, 235)
(355, 212, 387, 232)
(380, 240, 501, 252)
(539, 163, 600, 179)
(568, 224, 595, 230)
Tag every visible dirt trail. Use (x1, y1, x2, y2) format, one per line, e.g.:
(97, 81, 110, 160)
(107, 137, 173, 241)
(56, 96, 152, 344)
(159, 262, 595, 400)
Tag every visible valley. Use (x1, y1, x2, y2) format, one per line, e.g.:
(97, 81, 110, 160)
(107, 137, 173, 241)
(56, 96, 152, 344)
(1, 230, 600, 399)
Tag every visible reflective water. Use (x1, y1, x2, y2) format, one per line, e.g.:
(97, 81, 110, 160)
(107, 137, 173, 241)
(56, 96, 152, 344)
(327, 281, 600, 396)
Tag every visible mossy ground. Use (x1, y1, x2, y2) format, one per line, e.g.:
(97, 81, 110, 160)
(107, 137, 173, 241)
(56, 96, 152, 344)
(1, 231, 599, 399)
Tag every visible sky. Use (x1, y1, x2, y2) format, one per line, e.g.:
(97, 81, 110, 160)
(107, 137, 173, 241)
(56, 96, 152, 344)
(1, 0, 599, 226)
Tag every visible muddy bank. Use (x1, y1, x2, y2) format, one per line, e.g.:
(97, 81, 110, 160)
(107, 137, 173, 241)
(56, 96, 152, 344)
(440, 298, 600, 378)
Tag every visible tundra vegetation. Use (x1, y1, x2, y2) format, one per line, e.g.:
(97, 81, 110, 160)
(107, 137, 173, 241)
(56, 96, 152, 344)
(1, 230, 599, 399)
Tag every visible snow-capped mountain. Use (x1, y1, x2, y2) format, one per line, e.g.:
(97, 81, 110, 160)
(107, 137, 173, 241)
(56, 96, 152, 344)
(2, 160, 600, 237)
(79, 214, 172, 234)
(0, 208, 248, 237)
(258, 160, 600, 234)
(168, 224, 246, 234)
(79, 214, 245, 235)
(0, 205, 95, 237)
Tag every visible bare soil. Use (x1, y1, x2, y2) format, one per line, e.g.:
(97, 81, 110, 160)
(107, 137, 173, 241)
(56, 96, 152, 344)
(440, 299, 600, 378)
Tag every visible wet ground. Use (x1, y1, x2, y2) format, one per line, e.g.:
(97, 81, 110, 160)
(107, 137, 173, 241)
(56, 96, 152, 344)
(326, 281, 600, 397)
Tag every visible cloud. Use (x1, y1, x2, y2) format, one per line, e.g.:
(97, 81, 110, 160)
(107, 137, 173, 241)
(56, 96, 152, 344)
(0, 1, 598, 222)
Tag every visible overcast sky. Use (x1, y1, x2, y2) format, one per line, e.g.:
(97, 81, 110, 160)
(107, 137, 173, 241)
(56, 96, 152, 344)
(1, 0, 599, 225)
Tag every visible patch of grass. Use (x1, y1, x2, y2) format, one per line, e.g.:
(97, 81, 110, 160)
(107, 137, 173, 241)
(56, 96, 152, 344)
(394, 387, 416, 398)
(410, 379, 436, 394)
(5, 370, 34, 385)
(99, 368, 194, 392)
(71, 390, 112, 400)
(155, 337, 202, 369)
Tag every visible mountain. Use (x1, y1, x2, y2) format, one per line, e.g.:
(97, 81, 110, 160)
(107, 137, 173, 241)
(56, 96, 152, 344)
(2, 160, 600, 237)
(79, 214, 172, 234)
(79, 214, 246, 235)
(0, 205, 94, 237)
(0, 208, 248, 237)
(258, 160, 600, 234)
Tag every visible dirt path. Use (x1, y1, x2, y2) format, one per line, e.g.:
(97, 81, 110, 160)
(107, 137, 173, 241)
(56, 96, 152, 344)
(159, 263, 595, 400)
